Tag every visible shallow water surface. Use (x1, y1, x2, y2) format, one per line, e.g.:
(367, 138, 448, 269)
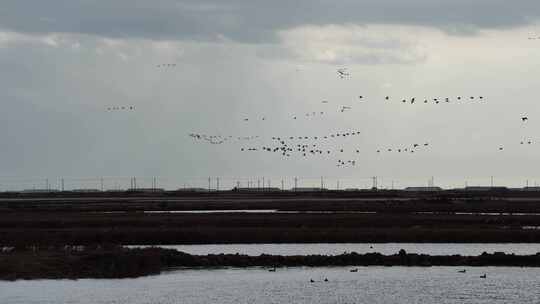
(1, 267, 538, 304)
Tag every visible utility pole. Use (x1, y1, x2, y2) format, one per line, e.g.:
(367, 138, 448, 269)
(45, 178, 49, 192)
(216, 177, 220, 192)
(61, 178, 65, 192)
(321, 176, 324, 190)
(427, 176, 434, 188)
(294, 177, 298, 191)
(262, 177, 265, 191)
(208, 177, 211, 192)
(281, 179, 284, 191)
(100, 177, 104, 192)
(257, 179, 260, 190)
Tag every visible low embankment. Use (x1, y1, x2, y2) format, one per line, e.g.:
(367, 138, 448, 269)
(1, 246, 539, 280)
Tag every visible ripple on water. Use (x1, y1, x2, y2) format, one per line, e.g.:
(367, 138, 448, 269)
(1, 267, 539, 304)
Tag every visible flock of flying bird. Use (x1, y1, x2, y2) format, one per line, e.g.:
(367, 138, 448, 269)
(184, 66, 534, 166)
(498, 115, 532, 151)
(189, 133, 260, 145)
(192, 124, 432, 167)
(240, 94, 487, 123)
(383, 95, 484, 103)
(107, 106, 135, 111)
(337, 68, 350, 79)
(243, 111, 329, 122)
(156, 63, 177, 68)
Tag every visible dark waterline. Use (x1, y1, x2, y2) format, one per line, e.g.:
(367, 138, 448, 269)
(128, 243, 540, 256)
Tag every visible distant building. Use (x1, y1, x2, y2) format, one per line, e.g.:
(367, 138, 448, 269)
(129, 188, 165, 193)
(70, 189, 101, 193)
(404, 187, 443, 192)
(176, 188, 209, 192)
(21, 189, 60, 193)
(464, 186, 508, 191)
(235, 187, 281, 192)
(292, 187, 328, 192)
(522, 187, 540, 191)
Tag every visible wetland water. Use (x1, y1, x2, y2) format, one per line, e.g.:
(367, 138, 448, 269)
(1, 267, 538, 304)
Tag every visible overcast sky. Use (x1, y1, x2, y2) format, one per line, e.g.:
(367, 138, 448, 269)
(2, 1, 540, 190)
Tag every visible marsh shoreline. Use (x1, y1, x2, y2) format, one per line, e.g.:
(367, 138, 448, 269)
(1, 246, 539, 280)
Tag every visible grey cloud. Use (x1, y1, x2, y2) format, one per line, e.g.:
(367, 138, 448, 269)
(1, 1, 540, 42)
(257, 44, 426, 65)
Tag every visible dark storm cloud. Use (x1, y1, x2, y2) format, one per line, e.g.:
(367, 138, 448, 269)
(1, 0, 540, 42)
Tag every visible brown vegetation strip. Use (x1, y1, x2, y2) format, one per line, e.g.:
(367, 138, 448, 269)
(2, 211, 540, 245)
(2, 191, 540, 214)
(2, 191, 540, 245)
